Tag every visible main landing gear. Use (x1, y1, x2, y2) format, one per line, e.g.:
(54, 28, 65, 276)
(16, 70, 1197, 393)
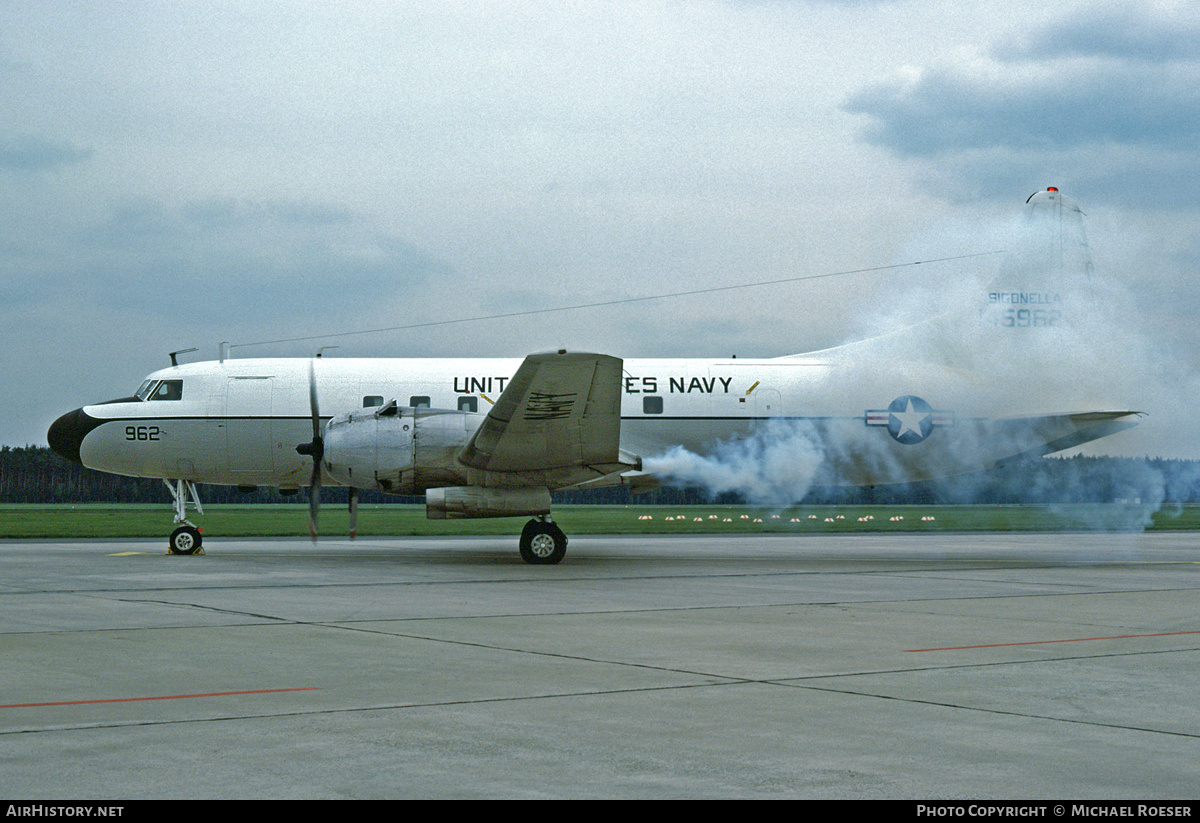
(519, 516, 567, 565)
(165, 478, 205, 555)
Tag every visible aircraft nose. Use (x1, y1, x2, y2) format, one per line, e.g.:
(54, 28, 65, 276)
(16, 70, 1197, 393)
(48, 407, 101, 465)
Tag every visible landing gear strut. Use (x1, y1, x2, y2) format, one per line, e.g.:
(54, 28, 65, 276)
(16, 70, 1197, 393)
(519, 516, 567, 565)
(165, 479, 205, 555)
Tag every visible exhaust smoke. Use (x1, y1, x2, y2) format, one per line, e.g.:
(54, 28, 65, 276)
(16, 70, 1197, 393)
(642, 189, 1192, 526)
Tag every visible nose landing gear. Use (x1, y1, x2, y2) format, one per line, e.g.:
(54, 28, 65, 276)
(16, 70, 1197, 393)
(165, 479, 205, 555)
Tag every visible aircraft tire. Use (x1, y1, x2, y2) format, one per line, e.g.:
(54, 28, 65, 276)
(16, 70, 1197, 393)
(519, 520, 567, 565)
(169, 526, 203, 555)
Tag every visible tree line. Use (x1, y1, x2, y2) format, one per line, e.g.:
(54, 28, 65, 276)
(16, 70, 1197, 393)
(4, 444, 1200, 507)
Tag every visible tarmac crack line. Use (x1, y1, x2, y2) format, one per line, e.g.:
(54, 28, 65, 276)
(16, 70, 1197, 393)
(5, 626, 1196, 739)
(0, 680, 754, 736)
(780, 680, 1200, 740)
(297, 622, 1200, 745)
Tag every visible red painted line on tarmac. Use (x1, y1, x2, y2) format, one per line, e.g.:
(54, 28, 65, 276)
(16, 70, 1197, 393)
(906, 630, 1200, 653)
(0, 687, 319, 709)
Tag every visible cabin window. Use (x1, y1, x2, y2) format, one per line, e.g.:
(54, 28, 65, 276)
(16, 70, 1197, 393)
(409, 395, 431, 408)
(363, 396, 384, 408)
(457, 396, 478, 413)
(643, 396, 663, 414)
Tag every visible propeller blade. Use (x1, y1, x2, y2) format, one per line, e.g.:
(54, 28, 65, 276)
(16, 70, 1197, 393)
(348, 487, 358, 540)
(296, 354, 324, 542)
(308, 459, 321, 541)
(308, 357, 321, 446)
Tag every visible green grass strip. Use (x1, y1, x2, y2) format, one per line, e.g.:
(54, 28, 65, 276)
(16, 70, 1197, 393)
(2, 503, 1197, 539)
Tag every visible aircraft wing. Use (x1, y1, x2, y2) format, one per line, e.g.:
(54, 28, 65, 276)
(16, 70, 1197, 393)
(457, 351, 624, 473)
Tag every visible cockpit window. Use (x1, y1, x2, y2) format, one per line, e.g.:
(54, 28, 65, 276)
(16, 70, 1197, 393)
(153, 380, 183, 400)
(135, 379, 183, 401)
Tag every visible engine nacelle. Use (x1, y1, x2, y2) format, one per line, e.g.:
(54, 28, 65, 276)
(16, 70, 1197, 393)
(322, 402, 477, 494)
(425, 486, 552, 519)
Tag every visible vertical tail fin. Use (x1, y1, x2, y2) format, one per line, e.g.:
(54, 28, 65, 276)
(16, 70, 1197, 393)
(982, 187, 1094, 331)
(1023, 187, 1094, 277)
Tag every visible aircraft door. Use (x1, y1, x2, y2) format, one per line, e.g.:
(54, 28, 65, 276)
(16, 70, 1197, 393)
(755, 388, 782, 418)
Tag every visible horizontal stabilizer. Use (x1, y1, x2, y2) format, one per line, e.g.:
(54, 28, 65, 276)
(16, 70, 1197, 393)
(995, 410, 1143, 458)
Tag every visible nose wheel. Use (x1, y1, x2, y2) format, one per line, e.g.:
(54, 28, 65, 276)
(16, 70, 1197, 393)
(520, 518, 567, 565)
(169, 525, 203, 555)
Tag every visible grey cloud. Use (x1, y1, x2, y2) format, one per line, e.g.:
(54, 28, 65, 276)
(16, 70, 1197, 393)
(843, 4, 1200, 209)
(846, 64, 1199, 156)
(180, 200, 358, 229)
(996, 3, 1200, 63)
(35, 198, 449, 330)
(0, 135, 92, 172)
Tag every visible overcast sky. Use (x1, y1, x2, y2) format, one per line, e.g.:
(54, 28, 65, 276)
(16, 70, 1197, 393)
(3, 0, 1198, 458)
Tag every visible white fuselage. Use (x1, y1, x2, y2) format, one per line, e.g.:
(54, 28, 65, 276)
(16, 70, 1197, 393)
(75, 356, 807, 487)
(60, 350, 1130, 491)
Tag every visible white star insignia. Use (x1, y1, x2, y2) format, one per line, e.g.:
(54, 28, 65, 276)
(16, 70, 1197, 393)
(892, 399, 931, 438)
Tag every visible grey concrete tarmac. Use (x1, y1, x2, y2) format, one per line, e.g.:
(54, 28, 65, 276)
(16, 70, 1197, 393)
(2, 531, 1198, 799)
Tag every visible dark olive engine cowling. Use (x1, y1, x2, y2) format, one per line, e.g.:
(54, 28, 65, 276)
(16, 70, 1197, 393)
(425, 486, 552, 519)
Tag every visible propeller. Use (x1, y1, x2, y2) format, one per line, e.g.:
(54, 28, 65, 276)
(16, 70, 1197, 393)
(295, 357, 323, 541)
(294, 350, 358, 541)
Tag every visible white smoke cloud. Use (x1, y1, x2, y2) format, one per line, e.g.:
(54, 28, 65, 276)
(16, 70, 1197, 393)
(641, 189, 1193, 521)
(643, 419, 824, 509)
